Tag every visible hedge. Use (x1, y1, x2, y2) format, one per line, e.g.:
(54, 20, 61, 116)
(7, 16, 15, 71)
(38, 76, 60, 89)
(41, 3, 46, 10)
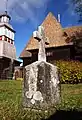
(54, 60, 82, 84)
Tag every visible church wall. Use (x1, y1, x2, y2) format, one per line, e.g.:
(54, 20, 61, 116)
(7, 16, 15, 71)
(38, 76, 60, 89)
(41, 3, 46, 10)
(23, 57, 32, 66)
(3, 41, 16, 59)
(22, 46, 71, 66)
(0, 58, 10, 79)
(0, 41, 3, 56)
(46, 47, 70, 62)
(0, 58, 21, 79)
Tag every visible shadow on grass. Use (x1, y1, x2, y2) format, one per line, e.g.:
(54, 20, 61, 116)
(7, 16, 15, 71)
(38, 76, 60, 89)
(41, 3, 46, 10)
(45, 110, 82, 120)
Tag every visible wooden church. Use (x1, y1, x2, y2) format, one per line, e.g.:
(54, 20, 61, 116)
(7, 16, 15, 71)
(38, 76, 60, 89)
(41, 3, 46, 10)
(0, 11, 20, 79)
(20, 12, 82, 66)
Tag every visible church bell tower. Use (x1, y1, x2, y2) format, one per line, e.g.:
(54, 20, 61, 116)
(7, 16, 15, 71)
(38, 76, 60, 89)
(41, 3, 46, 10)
(0, 11, 16, 59)
(0, 10, 17, 79)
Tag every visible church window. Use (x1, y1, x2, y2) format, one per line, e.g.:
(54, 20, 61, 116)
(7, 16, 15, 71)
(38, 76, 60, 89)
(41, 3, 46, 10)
(3, 27, 5, 35)
(46, 52, 53, 56)
(7, 29, 9, 37)
(11, 40, 13, 44)
(0, 36, 2, 40)
(10, 31, 12, 39)
(12, 32, 14, 40)
(8, 38, 10, 43)
(3, 17, 5, 22)
(4, 37, 7, 41)
(1, 17, 4, 22)
(5, 28, 7, 35)
(8, 30, 10, 38)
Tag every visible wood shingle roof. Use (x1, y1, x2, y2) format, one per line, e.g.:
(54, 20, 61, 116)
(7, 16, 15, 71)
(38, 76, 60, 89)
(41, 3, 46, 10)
(20, 12, 82, 58)
(64, 26, 82, 40)
(19, 43, 32, 58)
(26, 12, 68, 51)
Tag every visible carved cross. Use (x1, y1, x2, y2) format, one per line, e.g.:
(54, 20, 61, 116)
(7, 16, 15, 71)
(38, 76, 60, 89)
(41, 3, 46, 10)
(33, 26, 49, 62)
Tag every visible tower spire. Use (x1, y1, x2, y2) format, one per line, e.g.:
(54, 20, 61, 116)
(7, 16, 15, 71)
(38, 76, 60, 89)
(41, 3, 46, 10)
(0, 0, 11, 21)
(58, 13, 61, 23)
(5, 0, 8, 14)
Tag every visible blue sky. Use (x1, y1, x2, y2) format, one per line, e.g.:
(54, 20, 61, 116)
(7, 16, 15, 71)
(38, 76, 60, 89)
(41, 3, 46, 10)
(0, 0, 82, 58)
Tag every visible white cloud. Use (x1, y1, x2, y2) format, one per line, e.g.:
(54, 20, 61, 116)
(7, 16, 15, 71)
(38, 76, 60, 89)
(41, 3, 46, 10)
(0, 0, 50, 23)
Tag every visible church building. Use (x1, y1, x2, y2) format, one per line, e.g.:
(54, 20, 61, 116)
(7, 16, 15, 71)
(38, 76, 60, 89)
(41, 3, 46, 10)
(20, 12, 82, 66)
(0, 11, 20, 79)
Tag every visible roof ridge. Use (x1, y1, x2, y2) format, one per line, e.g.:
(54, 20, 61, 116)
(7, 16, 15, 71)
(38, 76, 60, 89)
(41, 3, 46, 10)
(63, 25, 82, 30)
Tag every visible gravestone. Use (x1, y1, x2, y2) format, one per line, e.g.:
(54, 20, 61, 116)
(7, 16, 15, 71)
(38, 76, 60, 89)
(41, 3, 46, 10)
(23, 26, 60, 110)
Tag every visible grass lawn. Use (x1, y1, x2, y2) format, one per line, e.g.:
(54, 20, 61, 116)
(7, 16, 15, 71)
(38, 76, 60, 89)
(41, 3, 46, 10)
(0, 80, 82, 120)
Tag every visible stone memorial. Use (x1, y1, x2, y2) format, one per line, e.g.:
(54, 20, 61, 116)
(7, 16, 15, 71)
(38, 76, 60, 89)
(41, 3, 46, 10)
(23, 26, 60, 110)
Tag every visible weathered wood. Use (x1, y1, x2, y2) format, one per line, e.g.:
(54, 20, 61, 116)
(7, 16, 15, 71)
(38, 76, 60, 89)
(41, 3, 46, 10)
(0, 41, 16, 59)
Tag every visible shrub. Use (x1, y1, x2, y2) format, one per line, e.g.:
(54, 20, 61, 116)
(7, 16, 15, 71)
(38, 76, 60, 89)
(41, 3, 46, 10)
(55, 60, 82, 84)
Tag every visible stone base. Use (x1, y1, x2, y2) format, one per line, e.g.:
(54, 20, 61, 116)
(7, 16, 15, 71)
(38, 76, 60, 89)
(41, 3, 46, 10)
(23, 61, 60, 110)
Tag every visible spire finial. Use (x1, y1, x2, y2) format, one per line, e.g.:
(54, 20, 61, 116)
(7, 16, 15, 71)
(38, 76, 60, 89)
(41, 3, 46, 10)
(5, 0, 8, 14)
(5, 10, 7, 15)
(58, 13, 61, 23)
